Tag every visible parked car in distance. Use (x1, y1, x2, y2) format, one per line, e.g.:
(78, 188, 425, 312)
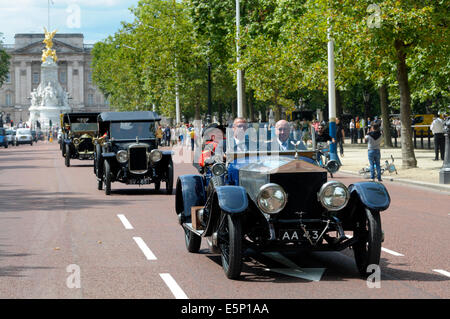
(15, 128, 33, 145)
(37, 130, 44, 141)
(31, 130, 37, 142)
(5, 129, 16, 146)
(411, 114, 434, 137)
(0, 128, 8, 148)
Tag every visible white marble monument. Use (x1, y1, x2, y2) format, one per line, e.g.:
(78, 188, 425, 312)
(28, 28, 71, 129)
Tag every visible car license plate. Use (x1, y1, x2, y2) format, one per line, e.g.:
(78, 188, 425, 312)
(279, 229, 320, 241)
(21, 136, 26, 139)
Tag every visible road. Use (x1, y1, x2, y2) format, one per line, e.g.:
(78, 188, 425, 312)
(0, 142, 449, 301)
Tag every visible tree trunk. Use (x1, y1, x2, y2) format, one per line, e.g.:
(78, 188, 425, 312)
(379, 84, 393, 147)
(395, 39, 417, 168)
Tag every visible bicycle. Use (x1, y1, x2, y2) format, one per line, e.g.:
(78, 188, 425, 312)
(359, 154, 397, 179)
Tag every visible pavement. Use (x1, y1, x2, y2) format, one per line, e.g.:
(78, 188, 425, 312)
(336, 138, 450, 193)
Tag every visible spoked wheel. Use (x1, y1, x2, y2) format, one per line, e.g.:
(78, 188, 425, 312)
(217, 212, 242, 279)
(103, 159, 111, 195)
(166, 161, 174, 194)
(353, 208, 382, 277)
(65, 144, 71, 167)
(184, 226, 201, 253)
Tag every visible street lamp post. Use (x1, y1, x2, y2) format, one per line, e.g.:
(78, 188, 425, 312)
(236, 0, 244, 118)
(207, 61, 212, 124)
(327, 18, 338, 163)
(439, 117, 450, 184)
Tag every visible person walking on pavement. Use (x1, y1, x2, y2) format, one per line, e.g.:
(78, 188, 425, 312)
(365, 122, 383, 182)
(335, 117, 345, 157)
(355, 117, 360, 143)
(349, 119, 355, 144)
(430, 113, 445, 161)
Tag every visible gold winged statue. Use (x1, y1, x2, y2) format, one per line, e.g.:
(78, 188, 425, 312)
(42, 27, 58, 63)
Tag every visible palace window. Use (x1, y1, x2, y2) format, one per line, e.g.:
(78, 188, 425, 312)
(5, 93, 12, 106)
(33, 72, 40, 84)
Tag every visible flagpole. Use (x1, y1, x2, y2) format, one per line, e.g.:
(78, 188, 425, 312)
(48, 0, 50, 30)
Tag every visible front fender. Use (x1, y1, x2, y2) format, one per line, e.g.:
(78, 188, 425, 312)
(348, 182, 390, 211)
(214, 186, 248, 214)
(176, 175, 206, 219)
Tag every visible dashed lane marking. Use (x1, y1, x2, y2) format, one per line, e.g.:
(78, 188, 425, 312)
(133, 237, 157, 260)
(160, 273, 188, 299)
(117, 214, 134, 230)
(381, 247, 404, 257)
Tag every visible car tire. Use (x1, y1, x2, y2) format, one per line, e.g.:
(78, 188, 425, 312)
(65, 144, 71, 167)
(218, 213, 243, 280)
(166, 161, 174, 194)
(104, 159, 111, 195)
(4, 143, 7, 149)
(353, 208, 382, 277)
(95, 144, 103, 179)
(184, 227, 201, 253)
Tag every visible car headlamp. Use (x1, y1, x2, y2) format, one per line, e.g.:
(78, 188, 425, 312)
(211, 163, 226, 176)
(317, 181, 349, 211)
(73, 138, 80, 145)
(149, 149, 162, 163)
(116, 150, 128, 163)
(256, 183, 287, 214)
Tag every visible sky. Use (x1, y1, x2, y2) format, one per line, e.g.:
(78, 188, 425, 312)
(0, 0, 138, 44)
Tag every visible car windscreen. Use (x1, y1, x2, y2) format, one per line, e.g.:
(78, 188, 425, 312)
(71, 123, 98, 132)
(17, 129, 31, 135)
(110, 122, 156, 140)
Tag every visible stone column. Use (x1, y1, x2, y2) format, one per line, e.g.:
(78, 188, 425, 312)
(67, 61, 73, 107)
(78, 60, 84, 108)
(14, 61, 21, 107)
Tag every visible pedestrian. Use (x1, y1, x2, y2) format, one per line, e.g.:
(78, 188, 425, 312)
(430, 113, 445, 161)
(156, 125, 163, 146)
(164, 126, 171, 146)
(190, 127, 195, 151)
(349, 119, 355, 144)
(170, 126, 177, 146)
(335, 117, 345, 157)
(365, 122, 383, 182)
(360, 117, 366, 143)
(355, 117, 360, 143)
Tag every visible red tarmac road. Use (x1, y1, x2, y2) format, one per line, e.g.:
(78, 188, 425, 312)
(0, 143, 449, 299)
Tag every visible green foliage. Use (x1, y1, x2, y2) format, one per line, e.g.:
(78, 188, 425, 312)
(0, 33, 11, 87)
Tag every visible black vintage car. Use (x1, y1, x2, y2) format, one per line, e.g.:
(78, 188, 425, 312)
(94, 111, 173, 195)
(176, 123, 390, 279)
(60, 112, 100, 167)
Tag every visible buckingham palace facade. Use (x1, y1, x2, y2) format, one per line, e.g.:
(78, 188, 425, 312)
(0, 33, 110, 126)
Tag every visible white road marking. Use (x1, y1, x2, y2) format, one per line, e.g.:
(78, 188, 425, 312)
(346, 235, 405, 257)
(117, 214, 134, 230)
(160, 273, 188, 299)
(381, 247, 404, 257)
(432, 269, 450, 278)
(133, 237, 157, 260)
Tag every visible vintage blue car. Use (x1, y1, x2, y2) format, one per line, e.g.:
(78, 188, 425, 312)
(0, 127, 8, 148)
(176, 123, 390, 279)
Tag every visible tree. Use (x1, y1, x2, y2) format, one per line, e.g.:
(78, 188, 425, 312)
(0, 33, 11, 87)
